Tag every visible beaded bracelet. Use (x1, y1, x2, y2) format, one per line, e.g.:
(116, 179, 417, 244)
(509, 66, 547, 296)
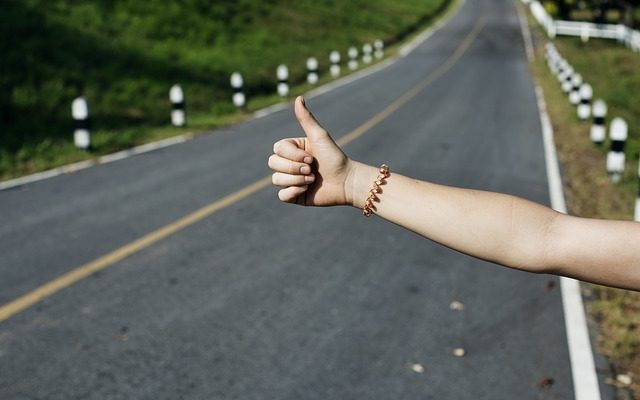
(363, 164, 390, 217)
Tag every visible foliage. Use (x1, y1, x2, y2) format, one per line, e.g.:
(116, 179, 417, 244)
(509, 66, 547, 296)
(0, 0, 448, 179)
(544, 0, 640, 26)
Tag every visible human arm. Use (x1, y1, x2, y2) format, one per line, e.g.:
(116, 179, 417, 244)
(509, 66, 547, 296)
(268, 97, 640, 291)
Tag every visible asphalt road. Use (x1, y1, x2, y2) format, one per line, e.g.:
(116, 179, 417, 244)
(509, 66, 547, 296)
(0, 0, 612, 399)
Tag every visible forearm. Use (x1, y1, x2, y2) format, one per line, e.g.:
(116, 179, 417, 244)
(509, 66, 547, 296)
(271, 97, 640, 290)
(345, 161, 560, 273)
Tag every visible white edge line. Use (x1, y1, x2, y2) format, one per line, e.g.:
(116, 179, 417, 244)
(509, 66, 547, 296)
(0, 0, 465, 192)
(535, 85, 602, 400)
(0, 135, 191, 191)
(515, 0, 535, 62)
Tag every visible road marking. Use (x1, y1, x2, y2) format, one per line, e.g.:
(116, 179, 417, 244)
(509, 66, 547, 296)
(519, 0, 601, 396)
(338, 18, 484, 146)
(534, 85, 602, 400)
(0, 18, 484, 323)
(398, 0, 466, 57)
(0, 135, 192, 191)
(0, 177, 271, 322)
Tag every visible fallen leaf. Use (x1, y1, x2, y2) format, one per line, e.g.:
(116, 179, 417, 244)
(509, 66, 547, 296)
(537, 377, 554, 389)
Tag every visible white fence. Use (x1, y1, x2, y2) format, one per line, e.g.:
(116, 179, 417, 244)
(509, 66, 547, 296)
(525, 0, 640, 51)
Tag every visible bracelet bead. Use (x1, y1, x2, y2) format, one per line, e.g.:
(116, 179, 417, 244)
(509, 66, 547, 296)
(362, 164, 390, 217)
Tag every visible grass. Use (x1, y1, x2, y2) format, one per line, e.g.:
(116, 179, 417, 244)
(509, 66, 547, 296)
(527, 14, 640, 397)
(0, 0, 453, 181)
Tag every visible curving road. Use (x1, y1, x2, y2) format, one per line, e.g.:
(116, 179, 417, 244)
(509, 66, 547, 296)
(0, 0, 613, 399)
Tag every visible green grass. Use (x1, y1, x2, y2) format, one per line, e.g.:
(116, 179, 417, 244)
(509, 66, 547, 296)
(527, 12, 640, 396)
(0, 0, 452, 180)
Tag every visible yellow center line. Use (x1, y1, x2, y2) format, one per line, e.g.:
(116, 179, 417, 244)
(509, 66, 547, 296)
(0, 18, 485, 323)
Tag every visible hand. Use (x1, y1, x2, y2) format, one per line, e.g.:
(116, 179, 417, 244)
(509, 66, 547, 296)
(268, 96, 354, 206)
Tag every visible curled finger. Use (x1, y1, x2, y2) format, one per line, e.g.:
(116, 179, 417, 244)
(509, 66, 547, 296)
(278, 185, 309, 204)
(272, 172, 315, 187)
(268, 154, 312, 175)
(273, 138, 313, 164)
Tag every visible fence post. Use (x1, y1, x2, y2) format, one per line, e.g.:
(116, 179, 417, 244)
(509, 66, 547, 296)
(577, 83, 592, 120)
(616, 24, 626, 43)
(580, 23, 590, 42)
(374, 40, 384, 59)
(169, 84, 186, 127)
(590, 99, 607, 145)
(277, 65, 289, 97)
(72, 97, 90, 150)
(230, 72, 246, 109)
(569, 74, 583, 105)
(306, 57, 319, 85)
(348, 47, 359, 70)
(606, 117, 628, 183)
(362, 43, 373, 64)
(330, 51, 341, 78)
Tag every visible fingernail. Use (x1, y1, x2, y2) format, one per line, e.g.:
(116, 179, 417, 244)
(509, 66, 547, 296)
(304, 156, 313, 164)
(305, 174, 315, 183)
(300, 165, 311, 174)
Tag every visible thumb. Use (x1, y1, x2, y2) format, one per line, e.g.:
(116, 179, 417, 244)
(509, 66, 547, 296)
(294, 96, 330, 142)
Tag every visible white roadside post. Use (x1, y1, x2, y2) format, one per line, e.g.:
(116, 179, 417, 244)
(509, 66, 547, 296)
(72, 97, 90, 151)
(348, 47, 358, 70)
(306, 57, 319, 85)
(329, 51, 341, 78)
(561, 66, 574, 92)
(635, 161, 640, 221)
(606, 117, 628, 183)
(550, 55, 562, 76)
(545, 44, 559, 75)
(362, 43, 373, 64)
(169, 84, 186, 127)
(277, 65, 289, 97)
(374, 39, 384, 59)
(590, 99, 607, 145)
(555, 59, 567, 82)
(230, 72, 246, 109)
(577, 83, 592, 121)
(569, 74, 583, 106)
(545, 44, 555, 70)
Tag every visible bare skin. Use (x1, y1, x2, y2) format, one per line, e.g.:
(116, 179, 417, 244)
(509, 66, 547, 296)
(268, 96, 640, 291)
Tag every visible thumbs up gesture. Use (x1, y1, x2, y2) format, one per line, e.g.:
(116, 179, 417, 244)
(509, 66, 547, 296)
(268, 96, 354, 206)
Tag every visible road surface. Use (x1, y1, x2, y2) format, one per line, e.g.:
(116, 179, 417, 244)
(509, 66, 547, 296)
(0, 0, 612, 398)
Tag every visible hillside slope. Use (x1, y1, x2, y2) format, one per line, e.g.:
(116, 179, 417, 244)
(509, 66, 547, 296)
(0, 0, 448, 178)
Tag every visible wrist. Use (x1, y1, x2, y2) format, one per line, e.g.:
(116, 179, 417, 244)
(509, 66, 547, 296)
(344, 161, 379, 208)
